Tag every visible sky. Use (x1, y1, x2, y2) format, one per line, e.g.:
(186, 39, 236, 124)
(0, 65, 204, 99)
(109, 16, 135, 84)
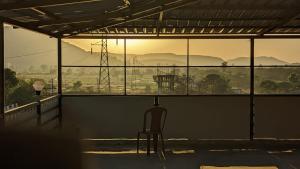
(4, 24, 300, 63)
(64, 38, 300, 63)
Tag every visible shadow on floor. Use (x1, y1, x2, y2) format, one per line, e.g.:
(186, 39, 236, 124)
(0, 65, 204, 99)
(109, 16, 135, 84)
(81, 140, 300, 169)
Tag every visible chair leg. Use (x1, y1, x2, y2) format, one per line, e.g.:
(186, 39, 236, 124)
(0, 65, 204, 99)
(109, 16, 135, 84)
(147, 134, 150, 156)
(160, 133, 165, 154)
(153, 133, 158, 153)
(137, 132, 140, 154)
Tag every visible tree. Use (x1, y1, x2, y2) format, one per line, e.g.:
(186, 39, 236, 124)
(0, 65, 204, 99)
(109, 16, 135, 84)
(288, 73, 299, 83)
(175, 75, 187, 94)
(144, 84, 151, 93)
(277, 82, 292, 93)
(197, 74, 231, 94)
(66, 68, 73, 75)
(40, 64, 48, 73)
(5, 68, 19, 88)
(4, 68, 19, 103)
(221, 61, 228, 73)
(86, 86, 94, 94)
(4, 69, 37, 106)
(73, 81, 82, 90)
(260, 80, 277, 93)
(145, 68, 154, 75)
(50, 67, 57, 75)
(78, 68, 86, 76)
(221, 61, 228, 67)
(28, 65, 35, 73)
(8, 80, 35, 105)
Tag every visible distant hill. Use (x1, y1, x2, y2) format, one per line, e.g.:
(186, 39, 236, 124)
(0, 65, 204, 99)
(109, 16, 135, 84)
(4, 26, 123, 71)
(127, 53, 224, 66)
(4, 26, 294, 71)
(190, 55, 224, 66)
(4, 26, 57, 71)
(291, 63, 300, 66)
(60, 43, 123, 66)
(228, 56, 289, 66)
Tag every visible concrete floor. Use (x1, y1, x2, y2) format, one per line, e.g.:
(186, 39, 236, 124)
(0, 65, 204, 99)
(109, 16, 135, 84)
(81, 140, 300, 169)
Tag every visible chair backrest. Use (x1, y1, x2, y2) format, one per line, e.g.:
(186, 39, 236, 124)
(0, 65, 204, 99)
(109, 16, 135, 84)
(143, 106, 167, 132)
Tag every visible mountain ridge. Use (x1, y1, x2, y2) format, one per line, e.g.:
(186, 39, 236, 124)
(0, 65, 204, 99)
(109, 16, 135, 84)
(3, 27, 293, 71)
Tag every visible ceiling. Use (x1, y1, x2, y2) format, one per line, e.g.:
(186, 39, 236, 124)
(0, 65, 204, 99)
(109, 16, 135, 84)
(1, 0, 300, 38)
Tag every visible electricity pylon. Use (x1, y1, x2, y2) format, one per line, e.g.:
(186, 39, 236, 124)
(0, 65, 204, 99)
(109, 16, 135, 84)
(92, 39, 111, 93)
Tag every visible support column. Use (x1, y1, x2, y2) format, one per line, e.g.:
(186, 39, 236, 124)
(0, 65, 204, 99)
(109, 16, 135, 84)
(124, 39, 127, 95)
(250, 38, 255, 140)
(57, 38, 62, 127)
(0, 21, 4, 128)
(187, 39, 189, 95)
(58, 38, 62, 95)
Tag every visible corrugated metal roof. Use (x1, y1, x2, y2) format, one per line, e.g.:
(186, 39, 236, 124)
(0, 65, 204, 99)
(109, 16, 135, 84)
(0, 0, 300, 38)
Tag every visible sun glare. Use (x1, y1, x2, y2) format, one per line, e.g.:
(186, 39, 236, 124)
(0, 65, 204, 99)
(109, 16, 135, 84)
(126, 39, 143, 47)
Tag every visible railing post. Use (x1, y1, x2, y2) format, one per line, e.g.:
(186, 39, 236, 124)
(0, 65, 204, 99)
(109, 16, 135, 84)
(57, 38, 62, 128)
(37, 100, 42, 126)
(0, 21, 5, 128)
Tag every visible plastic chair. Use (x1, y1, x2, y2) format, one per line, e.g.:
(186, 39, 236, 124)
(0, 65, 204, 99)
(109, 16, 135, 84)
(137, 106, 167, 156)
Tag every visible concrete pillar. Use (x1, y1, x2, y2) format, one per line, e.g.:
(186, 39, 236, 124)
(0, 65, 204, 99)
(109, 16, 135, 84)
(0, 21, 5, 127)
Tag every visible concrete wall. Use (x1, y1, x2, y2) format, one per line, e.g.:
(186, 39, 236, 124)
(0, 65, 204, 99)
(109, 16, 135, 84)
(255, 96, 300, 139)
(61, 96, 300, 139)
(62, 96, 250, 139)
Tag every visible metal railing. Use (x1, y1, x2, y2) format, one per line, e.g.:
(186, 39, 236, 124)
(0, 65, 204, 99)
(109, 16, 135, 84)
(4, 95, 61, 128)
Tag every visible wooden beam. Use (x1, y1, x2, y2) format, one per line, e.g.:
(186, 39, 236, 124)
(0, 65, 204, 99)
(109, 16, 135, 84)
(65, 35, 300, 39)
(60, 0, 204, 36)
(0, 0, 102, 11)
(31, 8, 61, 20)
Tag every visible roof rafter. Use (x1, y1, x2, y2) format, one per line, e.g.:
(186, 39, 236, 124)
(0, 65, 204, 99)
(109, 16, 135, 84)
(179, 4, 300, 11)
(31, 8, 60, 20)
(156, 11, 164, 36)
(0, 0, 103, 11)
(259, 12, 300, 36)
(34, 16, 294, 29)
(59, 0, 204, 37)
(98, 25, 300, 29)
(143, 17, 284, 21)
(66, 35, 300, 39)
(0, 17, 57, 37)
(32, 5, 300, 27)
(1, 0, 300, 37)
